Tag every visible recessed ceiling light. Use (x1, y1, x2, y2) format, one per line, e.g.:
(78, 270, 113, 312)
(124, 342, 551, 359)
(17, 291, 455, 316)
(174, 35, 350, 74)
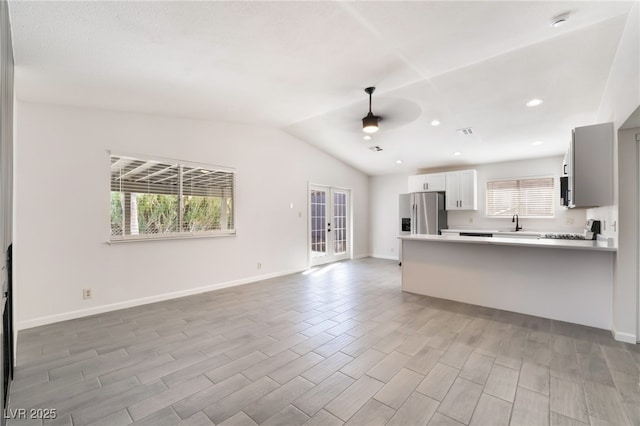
(453, 151, 461, 156)
(532, 141, 544, 146)
(526, 98, 544, 107)
(551, 12, 570, 28)
(363, 135, 371, 140)
(395, 160, 403, 164)
(431, 120, 440, 126)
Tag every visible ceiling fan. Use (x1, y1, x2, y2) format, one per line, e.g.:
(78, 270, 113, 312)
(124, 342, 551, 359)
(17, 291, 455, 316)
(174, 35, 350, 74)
(362, 87, 381, 133)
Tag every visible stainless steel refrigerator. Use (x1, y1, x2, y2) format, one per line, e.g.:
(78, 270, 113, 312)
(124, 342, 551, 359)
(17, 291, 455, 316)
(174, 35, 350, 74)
(398, 192, 447, 264)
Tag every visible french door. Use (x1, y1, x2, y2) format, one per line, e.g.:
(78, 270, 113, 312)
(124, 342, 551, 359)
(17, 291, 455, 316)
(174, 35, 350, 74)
(309, 185, 351, 266)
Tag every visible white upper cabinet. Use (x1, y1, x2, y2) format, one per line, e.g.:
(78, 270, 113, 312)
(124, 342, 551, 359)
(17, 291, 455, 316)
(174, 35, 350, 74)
(445, 169, 477, 210)
(567, 122, 613, 208)
(408, 173, 446, 192)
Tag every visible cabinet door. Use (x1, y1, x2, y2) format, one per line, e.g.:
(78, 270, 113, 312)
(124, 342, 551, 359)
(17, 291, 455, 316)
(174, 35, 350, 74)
(572, 122, 613, 207)
(408, 173, 446, 192)
(567, 137, 574, 207)
(425, 173, 446, 191)
(458, 170, 477, 210)
(445, 170, 477, 210)
(445, 171, 459, 210)
(407, 175, 423, 193)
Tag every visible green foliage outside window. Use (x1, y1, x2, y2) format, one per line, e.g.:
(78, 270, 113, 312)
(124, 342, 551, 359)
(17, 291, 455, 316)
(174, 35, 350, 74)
(111, 192, 230, 236)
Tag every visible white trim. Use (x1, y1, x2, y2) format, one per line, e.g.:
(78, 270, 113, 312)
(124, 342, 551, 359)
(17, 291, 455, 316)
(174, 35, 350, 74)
(17, 268, 305, 331)
(612, 329, 637, 344)
(308, 184, 352, 266)
(353, 253, 372, 260)
(108, 230, 236, 244)
(108, 149, 235, 173)
(370, 253, 398, 261)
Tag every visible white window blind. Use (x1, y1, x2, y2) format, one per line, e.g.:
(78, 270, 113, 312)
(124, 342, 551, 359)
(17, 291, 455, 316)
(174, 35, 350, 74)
(486, 177, 554, 217)
(110, 154, 235, 241)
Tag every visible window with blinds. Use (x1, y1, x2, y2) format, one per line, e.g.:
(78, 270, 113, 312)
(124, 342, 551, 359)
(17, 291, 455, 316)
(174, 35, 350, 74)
(486, 177, 554, 217)
(110, 153, 235, 241)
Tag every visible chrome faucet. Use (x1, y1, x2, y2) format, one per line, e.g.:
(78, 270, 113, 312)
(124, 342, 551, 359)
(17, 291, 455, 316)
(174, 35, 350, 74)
(512, 214, 522, 231)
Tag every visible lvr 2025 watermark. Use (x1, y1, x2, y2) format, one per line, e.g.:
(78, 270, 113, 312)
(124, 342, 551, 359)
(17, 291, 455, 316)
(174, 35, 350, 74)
(4, 408, 57, 420)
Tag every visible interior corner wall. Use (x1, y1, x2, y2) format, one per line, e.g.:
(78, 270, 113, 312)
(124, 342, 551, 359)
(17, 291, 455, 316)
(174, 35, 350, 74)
(13, 101, 369, 330)
(369, 173, 408, 260)
(590, 2, 640, 342)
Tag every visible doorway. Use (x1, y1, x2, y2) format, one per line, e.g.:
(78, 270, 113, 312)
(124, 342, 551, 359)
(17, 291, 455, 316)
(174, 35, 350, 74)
(309, 185, 351, 266)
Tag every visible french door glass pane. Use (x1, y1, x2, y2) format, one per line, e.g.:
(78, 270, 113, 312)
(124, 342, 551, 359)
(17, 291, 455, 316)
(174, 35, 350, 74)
(333, 192, 347, 254)
(311, 189, 326, 256)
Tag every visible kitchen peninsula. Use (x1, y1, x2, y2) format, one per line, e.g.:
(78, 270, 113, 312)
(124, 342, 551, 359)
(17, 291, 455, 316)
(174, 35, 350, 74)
(399, 234, 616, 330)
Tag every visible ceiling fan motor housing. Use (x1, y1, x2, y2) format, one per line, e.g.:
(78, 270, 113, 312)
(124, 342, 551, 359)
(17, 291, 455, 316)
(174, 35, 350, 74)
(363, 87, 380, 133)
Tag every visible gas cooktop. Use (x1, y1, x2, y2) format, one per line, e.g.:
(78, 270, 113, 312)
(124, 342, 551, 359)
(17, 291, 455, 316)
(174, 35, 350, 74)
(542, 232, 586, 240)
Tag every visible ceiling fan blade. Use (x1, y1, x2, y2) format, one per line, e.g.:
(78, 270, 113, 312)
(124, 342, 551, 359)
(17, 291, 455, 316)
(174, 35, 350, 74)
(370, 98, 422, 131)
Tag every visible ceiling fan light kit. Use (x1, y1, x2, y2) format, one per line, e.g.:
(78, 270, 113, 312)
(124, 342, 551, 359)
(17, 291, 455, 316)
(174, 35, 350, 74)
(362, 86, 380, 133)
(362, 113, 380, 133)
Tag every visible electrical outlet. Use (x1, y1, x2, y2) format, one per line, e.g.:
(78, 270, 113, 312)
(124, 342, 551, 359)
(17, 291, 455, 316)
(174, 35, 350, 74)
(257, 262, 262, 270)
(567, 217, 575, 225)
(83, 288, 92, 299)
(468, 217, 474, 224)
(390, 247, 394, 253)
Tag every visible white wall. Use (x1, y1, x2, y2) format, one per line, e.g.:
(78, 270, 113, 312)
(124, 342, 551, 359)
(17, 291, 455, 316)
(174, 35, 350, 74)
(369, 173, 407, 260)
(616, 127, 639, 343)
(369, 156, 586, 261)
(588, 3, 640, 343)
(14, 101, 369, 329)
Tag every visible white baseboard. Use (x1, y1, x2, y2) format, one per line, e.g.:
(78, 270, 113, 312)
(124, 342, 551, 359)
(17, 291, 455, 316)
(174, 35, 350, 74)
(352, 253, 371, 260)
(612, 329, 638, 344)
(17, 268, 306, 331)
(370, 253, 399, 261)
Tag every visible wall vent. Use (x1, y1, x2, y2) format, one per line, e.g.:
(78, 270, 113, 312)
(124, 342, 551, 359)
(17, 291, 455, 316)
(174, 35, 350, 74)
(369, 146, 383, 152)
(457, 127, 474, 136)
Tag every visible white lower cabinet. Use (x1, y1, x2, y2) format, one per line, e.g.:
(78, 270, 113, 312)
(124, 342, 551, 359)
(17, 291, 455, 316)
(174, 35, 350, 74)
(445, 169, 477, 210)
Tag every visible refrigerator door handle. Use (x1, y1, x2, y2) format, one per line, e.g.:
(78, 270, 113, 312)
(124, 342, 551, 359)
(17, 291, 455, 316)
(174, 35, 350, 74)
(412, 203, 417, 234)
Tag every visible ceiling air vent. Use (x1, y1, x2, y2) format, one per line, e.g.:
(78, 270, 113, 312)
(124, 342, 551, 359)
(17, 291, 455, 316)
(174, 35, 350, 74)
(369, 146, 383, 152)
(457, 127, 474, 136)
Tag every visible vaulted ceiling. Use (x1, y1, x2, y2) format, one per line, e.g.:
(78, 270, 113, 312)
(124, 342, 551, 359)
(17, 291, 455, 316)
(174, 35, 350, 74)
(8, 1, 638, 175)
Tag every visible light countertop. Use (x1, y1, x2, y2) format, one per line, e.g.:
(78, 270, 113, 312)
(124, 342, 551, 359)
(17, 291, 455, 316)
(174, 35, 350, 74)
(399, 234, 616, 252)
(441, 228, 542, 236)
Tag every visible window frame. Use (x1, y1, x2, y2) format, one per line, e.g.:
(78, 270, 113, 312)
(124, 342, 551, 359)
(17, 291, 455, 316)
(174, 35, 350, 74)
(485, 175, 556, 219)
(108, 151, 236, 243)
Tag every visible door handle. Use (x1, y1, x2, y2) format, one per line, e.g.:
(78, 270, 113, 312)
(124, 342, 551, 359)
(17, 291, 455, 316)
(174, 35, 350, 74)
(412, 204, 416, 233)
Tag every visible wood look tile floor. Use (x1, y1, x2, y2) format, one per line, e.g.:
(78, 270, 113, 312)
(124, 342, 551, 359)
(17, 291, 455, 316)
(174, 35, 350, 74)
(9, 258, 640, 426)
